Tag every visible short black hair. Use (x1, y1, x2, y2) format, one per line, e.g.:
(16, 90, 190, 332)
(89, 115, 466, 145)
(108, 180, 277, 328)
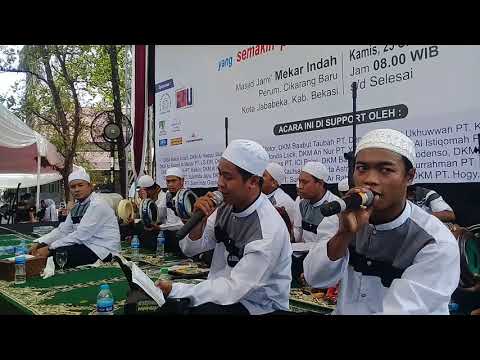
(235, 165, 264, 188)
(402, 156, 414, 173)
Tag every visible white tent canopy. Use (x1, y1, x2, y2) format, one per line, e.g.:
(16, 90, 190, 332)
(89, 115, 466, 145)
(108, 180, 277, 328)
(0, 173, 63, 189)
(0, 103, 64, 207)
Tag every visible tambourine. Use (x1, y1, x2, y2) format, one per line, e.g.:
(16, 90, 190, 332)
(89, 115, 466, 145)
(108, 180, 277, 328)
(140, 198, 160, 226)
(117, 199, 134, 223)
(174, 189, 198, 219)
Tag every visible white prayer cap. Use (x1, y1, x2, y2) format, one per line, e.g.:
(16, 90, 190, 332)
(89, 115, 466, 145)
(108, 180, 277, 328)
(166, 167, 184, 178)
(222, 139, 269, 176)
(68, 170, 90, 184)
(138, 175, 155, 188)
(356, 128, 416, 167)
(302, 162, 328, 181)
(338, 178, 350, 192)
(265, 162, 285, 185)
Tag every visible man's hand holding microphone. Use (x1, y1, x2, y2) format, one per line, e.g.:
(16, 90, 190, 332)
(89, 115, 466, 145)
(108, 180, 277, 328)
(321, 187, 379, 261)
(156, 191, 223, 296)
(175, 191, 223, 241)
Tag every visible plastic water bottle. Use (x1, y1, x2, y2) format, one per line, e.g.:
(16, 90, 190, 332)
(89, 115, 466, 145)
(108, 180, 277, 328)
(159, 267, 169, 280)
(96, 284, 114, 315)
(156, 231, 165, 257)
(14, 241, 26, 285)
(131, 235, 140, 262)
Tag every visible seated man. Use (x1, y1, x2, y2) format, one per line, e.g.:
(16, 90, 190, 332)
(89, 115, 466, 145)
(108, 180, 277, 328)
(133, 174, 168, 250)
(291, 162, 340, 284)
(303, 128, 460, 314)
(15, 193, 36, 223)
(407, 184, 456, 223)
(262, 162, 296, 228)
(293, 162, 340, 249)
(30, 170, 121, 269)
(162, 167, 188, 231)
(156, 139, 292, 315)
(157, 167, 190, 254)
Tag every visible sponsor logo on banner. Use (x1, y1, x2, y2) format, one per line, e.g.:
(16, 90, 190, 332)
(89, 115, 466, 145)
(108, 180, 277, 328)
(186, 132, 204, 143)
(158, 120, 167, 136)
(170, 118, 182, 132)
(170, 137, 183, 146)
(155, 79, 174, 93)
(159, 139, 168, 146)
(159, 93, 172, 114)
(176, 87, 193, 109)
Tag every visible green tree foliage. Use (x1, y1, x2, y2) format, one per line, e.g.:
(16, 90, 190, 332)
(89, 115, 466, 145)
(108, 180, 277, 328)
(0, 45, 127, 200)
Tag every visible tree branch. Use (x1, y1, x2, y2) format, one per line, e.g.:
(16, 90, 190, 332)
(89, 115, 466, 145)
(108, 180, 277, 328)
(0, 66, 49, 85)
(30, 110, 64, 136)
(54, 48, 83, 156)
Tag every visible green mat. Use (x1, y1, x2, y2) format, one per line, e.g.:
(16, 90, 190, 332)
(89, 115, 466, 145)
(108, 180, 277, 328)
(0, 234, 34, 260)
(0, 265, 130, 315)
(0, 239, 326, 315)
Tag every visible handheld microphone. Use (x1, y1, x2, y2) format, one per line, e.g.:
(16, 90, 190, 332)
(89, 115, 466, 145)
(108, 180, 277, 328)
(320, 190, 374, 217)
(175, 191, 224, 240)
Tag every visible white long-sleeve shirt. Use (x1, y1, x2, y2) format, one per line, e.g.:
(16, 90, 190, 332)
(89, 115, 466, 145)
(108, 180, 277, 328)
(265, 187, 296, 226)
(35, 193, 121, 260)
(292, 190, 340, 252)
(303, 201, 460, 315)
(173, 193, 292, 315)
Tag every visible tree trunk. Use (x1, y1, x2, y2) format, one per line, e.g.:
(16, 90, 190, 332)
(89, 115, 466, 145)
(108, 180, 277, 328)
(107, 45, 127, 198)
(61, 156, 73, 202)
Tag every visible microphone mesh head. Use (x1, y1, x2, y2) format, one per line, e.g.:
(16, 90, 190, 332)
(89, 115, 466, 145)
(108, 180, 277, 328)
(212, 191, 224, 206)
(365, 190, 374, 206)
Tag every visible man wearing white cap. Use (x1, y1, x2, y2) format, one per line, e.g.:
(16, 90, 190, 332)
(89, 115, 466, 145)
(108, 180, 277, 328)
(162, 167, 187, 230)
(135, 170, 186, 252)
(138, 169, 186, 229)
(156, 139, 292, 315)
(130, 174, 168, 250)
(30, 170, 121, 268)
(303, 128, 460, 314)
(137, 174, 167, 227)
(292, 161, 340, 250)
(262, 162, 296, 227)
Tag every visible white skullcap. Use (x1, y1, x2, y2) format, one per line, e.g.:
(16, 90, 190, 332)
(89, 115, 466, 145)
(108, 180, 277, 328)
(338, 178, 350, 192)
(138, 175, 155, 188)
(166, 167, 184, 178)
(222, 139, 269, 176)
(356, 128, 416, 167)
(302, 162, 328, 181)
(68, 170, 90, 184)
(265, 162, 285, 185)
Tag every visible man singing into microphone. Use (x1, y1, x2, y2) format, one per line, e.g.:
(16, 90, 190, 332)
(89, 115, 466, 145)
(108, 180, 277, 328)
(303, 128, 460, 314)
(156, 139, 292, 315)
